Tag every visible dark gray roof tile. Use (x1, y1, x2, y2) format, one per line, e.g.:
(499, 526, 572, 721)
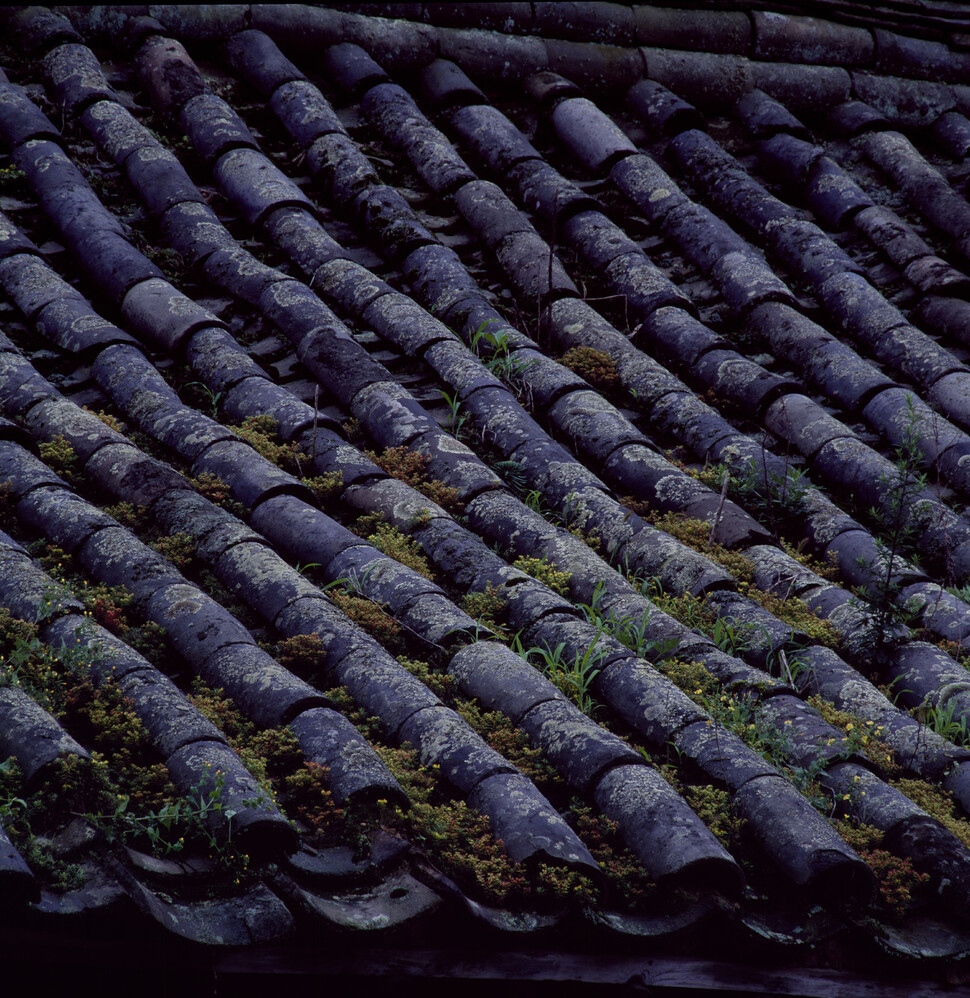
(398, 704, 519, 792)
(626, 77, 706, 135)
(196, 643, 329, 729)
(288, 706, 406, 806)
(734, 772, 874, 901)
(753, 12, 874, 67)
(635, 7, 752, 54)
(735, 87, 812, 139)
(550, 96, 638, 172)
(593, 761, 743, 894)
(159, 200, 238, 264)
(826, 97, 891, 136)
(164, 738, 298, 858)
(181, 92, 260, 166)
(753, 61, 852, 114)
(137, 35, 207, 114)
(437, 25, 548, 83)
(224, 28, 306, 98)
(467, 770, 599, 870)
(852, 71, 956, 127)
(270, 77, 347, 147)
(0, 687, 89, 785)
(641, 49, 753, 112)
(7, 6, 80, 56)
(83, 443, 190, 508)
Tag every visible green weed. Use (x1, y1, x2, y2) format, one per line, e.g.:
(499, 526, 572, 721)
(513, 633, 607, 714)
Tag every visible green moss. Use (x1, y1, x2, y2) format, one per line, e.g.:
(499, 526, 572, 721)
(372, 743, 573, 907)
(779, 538, 840, 581)
(103, 501, 145, 530)
(367, 445, 463, 516)
(352, 510, 385, 538)
(754, 587, 842, 648)
(22, 838, 88, 892)
(149, 532, 196, 571)
(188, 678, 255, 742)
(29, 541, 71, 576)
(190, 472, 248, 519)
(0, 613, 69, 715)
(324, 685, 382, 739)
(642, 507, 839, 600)
(302, 471, 343, 506)
(891, 778, 970, 849)
(5, 756, 113, 888)
(282, 762, 335, 836)
(76, 582, 132, 636)
(366, 521, 433, 579)
(644, 511, 755, 581)
(834, 820, 929, 917)
(560, 346, 619, 393)
(187, 679, 302, 793)
(659, 658, 718, 699)
(229, 415, 306, 474)
(808, 696, 897, 774)
(660, 763, 744, 848)
(683, 785, 743, 848)
(454, 699, 558, 791)
(329, 588, 404, 652)
(633, 514, 840, 650)
(124, 621, 168, 670)
(0, 164, 26, 190)
(512, 555, 571, 595)
(38, 435, 78, 484)
(342, 417, 366, 448)
(399, 657, 455, 700)
(461, 584, 508, 637)
(143, 245, 187, 282)
(85, 408, 125, 434)
(659, 658, 827, 805)
(277, 633, 327, 679)
(569, 803, 657, 908)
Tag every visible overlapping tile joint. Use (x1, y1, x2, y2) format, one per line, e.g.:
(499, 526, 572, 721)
(3, 2, 970, 990)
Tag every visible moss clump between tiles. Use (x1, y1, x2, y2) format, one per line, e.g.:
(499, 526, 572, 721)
(461, 583, 508, 637)
(512, 555, 572, 595)
(190, 472, 248, 519)
(834, 820, 930, 917)
(329, 587, 405, 653)
(228, 414, 307, 475)
(639, 511, 842, 649)
(560, 346, 620, 393)
(368, 445, 464, 516)
(358, 517, 435, 580)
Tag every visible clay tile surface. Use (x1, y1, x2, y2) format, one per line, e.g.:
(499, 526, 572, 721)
(3, 4, 970, 996)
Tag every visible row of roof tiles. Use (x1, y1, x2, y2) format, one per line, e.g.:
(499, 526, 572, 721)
(3, 3, 970, 989)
